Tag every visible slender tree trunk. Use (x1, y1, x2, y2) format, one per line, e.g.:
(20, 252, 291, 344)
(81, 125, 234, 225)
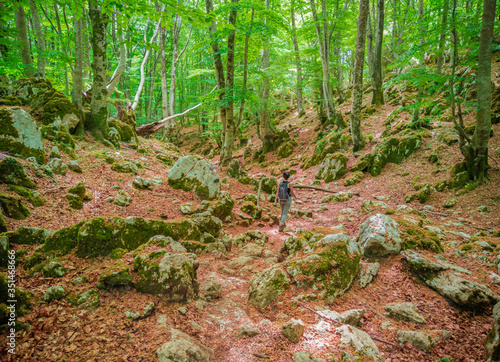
(83, 16, 91, 83)
(392, 0, 397, 57)
(372, 0, 384, 105)
(259, 0, 274, 153)
(367, 11, 375, 95)
(168, 14, 181, 117)
(291, 0, 304, 116)
(237, 7, 254, 129)
(411, 0, 425, 126)
(14, 2, 34, 76)
(29, 0, 46, 77)
(160, 25, 169, 119)
(72, 14, 83, 111)
(54, 5, 70, 93)
(107, 15, 129, 97)
(436, 0, 450, 75)
(131, 18, 162, 110)
(147, 49, 158, 118)
(222, 0, 238, 164)
(350, 0, 369, 152)
(89, 1, 109, 140)
(464, 0, 496, 182)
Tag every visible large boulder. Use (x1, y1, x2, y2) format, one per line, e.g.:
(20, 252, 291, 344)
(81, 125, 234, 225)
(168, 155, 221, 200)
(0, 194, 30, 220)
(336, 325, 382, 360)
(285, 232, 361, 302)
(301, 132, 351, 170)
(0, 157, 36, 188)
(13, 78, 52, 104)
(356, 214, 402, 257)
(40, 125, 76, 158)
(384, 302, 426, 324)
(486, 302, 500, 361)
(108, 118, 137, 143)
(9, 185, 43, 206)
(156, 328, 213, 362)
(97, 260, 133, 290)
(4, 226, 51, 244)
(247, 264, 290, 309)
(314, 152, 348, 183)
(0, 107, 45, 163)
(134, 250, 199, 303)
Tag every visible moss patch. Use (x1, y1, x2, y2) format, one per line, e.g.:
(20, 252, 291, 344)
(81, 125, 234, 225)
(397, 218, 444, 253)
(0, 194, 30, 220)
(8, 185, 43, 206)
(0, 157, 36, 189)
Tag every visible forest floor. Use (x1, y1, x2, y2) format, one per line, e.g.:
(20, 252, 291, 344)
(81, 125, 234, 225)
(2, 84, 500, 362)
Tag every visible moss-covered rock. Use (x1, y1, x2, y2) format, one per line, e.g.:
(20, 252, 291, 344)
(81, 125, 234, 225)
(114, 190, 132, 207)
(134, 250, 199, 303)
(42, 260, 67, 278)
(320, 191, 353, 204)
(0, 96, 21, 106)
(97, 260, 133, 290)
(428, 146, 444, 164)
(44, 285, 67, 303)
(132, 177, 153, 190)
(108, 118, 137, 142)
(277, 141, 295, 159)
(226, 159, 244, 178)
(111, 162, 138, 174)
(66, 193, 83, 209)
(0, 234, 8, 267)
(190, 212, 223, 237)
(315, 152, 348, 183)
(76, 217, 125, 258)
(156, 152, 175, 166)
(47, 158, 68, 175)
(40, 125, 76, 159)
(247, 264, 290, 309)
(8, 185, 43, 207)
(350, 153, 374, 172)
(208, 191, 234, 221)
(6, 227, 51, 245)
(13, 77, 52, 105)
(397, 218, 443, 253)
(30, 88, 82, 133)
(301, 132, 351, 170)
(68, 289, 100, 310)
(0, 107, 45, 163)
(241, 201, 262, 219)
(435, 180, 447, 192)
(259, 176, 278, 194)
(0, 157, 36, 189)
(360, 199, 387, 213)
(67, 160, 82, 173)
(343, 171, 365, 186)
(443, 199, 457, 208)
(370, 132, 424, 176)
(43, 221, 83, 254)
(0, 273, 32, 328)
(448, 171, 469, 190)
(0, 194, 30, 220)
(168, 155, 221, 200)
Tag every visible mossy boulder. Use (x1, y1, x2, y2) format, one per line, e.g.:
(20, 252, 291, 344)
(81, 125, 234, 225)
(0, 234, 8, 267)
(284, 233, 361, 302)
(448, 171, 469, 190)
(44, 285, 67, 303)
(114, 190, 132, 207)
(156, 152, 175, 166)
(0, 96, 21, 106)
(360, 199, 387, 213)
(241, 201, 262, 219)
(133, 177, 153, 190)
(0, 194, 30, 220)
(247, 264, 290, 309)
(320, 191, 353, 204)
(350, 153, 374, 172)
(168, 155, 221, 200)
(343, 171, 365, 186)
(48, 158, 68, 176)
(68, 289, 100, 310)
(67, 160, 82, 173)
(277, 141, 296, 159)
(208, 191, 234, 221)
(8, 185, 43, 207)
(40, 125, 76, 158)
(435, 180, 447, 192)
(356, 214, 402, 257)
(0, 107, 45, 163)
(0, 273, 32, 327)
(108, 118, 137, 142)
(0, 157, 36, 189)
(302, 132, 351, 170)
(259, 176, 278, 194)
(370, 132, 423, 176)
(66, 181, 86, 209)
(13, 77, 52, 105)
(315, 152, 348, 183)
(111, 162, 138, 174)
(0, 211, 6, 233)
(68, 181, 86, 198)
(75, 217, 125, 258)
(398, 218, 443, 253)
(42, 260, 67, 278)
(134, 250, 199, 303)
(66, 193, 83, 209)
(226, 159, 244, 178)
(43, 221, 83, 254)
(30, 88, 82, 133)
(6, 227, 51, 245)
(97, 260, 133, 290)
(190, 212, 223, 237)
(108, 127, 121, 149)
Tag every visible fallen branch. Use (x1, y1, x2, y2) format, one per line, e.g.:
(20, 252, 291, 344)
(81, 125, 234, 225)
(143, 166, 161, 173)
(43, 186, 64, 195)
(420, 209, 449, 217)
(152, 193, 176, 198)
(256, 179, 263, 208)
(294, 185, 360, 196)
(253, 353, 269, 359)
(298, 302, 403, 350)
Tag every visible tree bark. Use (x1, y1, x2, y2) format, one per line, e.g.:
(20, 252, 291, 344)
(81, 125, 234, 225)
(237, 7, 254, 129)
(107, 15, 129, 97)
(436, 0, 450, 75)
(89, 1, 109, 140)
(72, 14, 84, 111)
(259, 0, 274, 153)
(291, 0, 304, 116)
(160, 23, 169, 119)
(14, 2, 34, 76)
(366, 11, 375, 98)
(465, 0, 496, 183)
(29, 0, 46, 78)
(372, 0, 384, 105)
(411, 0, 425, 126)
(350, 0, 369, 152)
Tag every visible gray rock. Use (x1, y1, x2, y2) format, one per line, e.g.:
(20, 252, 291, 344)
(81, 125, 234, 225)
(384, 302, 426, 324)
(67, 160, 82, 173)
(358, 262, 380, 288)
(133, 177, 154, 190)
(397, 330, 449, 352)
(180, 202, 194, 215)
(156, 328, 213, 362)
(240, 243, 264, 258)
(336, 324, 381, 360)
(486, 302, 500, 361)
(248, 264, 290, 309)
(314, 152, 348, 183)
(111, 162, 138, 174)
(401, 250, 471, 275)
(200, 279, 222, 301)
(114, 191, 132, 207)
(44, 285, 66, 302)
(293, 351, 326, 362)
(339, 309, 366, 327)
(491, 273, 500, 286)
(361, 200, 388, 213)
(168, 155, 221, 200)
(356, 214, 402, 257)
(477, 241, 494, 251)
(50, 145, 60, 159)
(227, 256, 254, 268)
(48, 158, 68, 175)
(282, 319, 305, 343)
(238, 325, 261, 337)
(380, 321, 393, 330)
(147, 235, 187, 253)
(178, 307, 188, 316)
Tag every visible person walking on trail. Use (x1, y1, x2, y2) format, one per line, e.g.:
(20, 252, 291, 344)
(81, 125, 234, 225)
(274, 171, 299, 232)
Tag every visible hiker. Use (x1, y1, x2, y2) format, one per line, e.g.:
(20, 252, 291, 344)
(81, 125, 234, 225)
(274, 171, 299, 232)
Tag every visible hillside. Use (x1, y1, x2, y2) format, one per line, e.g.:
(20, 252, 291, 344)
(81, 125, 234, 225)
(1, 67, 500, 362)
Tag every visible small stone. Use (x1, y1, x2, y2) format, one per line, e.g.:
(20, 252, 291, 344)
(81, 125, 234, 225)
(260, 319, 273, 327)
(477, 205, 489, 213)
(443, 199, 457, 208)
(238, 325, 261, 337)
(397, 330, 434, 352)
(114, 191, 132, 207)
(293, 351, 326, 362)
(178, 307, 188, 316)
(44, 285, 66, 302)
(282, 318, 305, 343)
(384, 302, 426, 324)
(67, 160, 83, 173)
(48, 158, 68, 175)
(200, 279, 222, 301)
(380, 321, 393, 330)
(50, 145, 60, 159)
(195, 300, 206, 311)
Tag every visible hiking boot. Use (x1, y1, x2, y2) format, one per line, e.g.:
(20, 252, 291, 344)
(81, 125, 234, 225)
(279, 224, 285, 232)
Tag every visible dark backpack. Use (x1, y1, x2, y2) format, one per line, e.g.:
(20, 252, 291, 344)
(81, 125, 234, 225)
(278, 181, 290, 202)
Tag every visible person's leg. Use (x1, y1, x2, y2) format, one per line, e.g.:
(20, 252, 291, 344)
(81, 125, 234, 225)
(280, 198, 292, 226)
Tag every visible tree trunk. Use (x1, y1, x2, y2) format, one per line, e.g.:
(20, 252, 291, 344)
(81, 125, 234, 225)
(131, 18, 162, 111)
(237, 7, 254, 129)
(29, 0, 46, 78)
(14, 2, 34, 76)
(372, 0, 384, 105)
(72, 14, 83, 111)
(168, 14, 181, 117)
(160, 24, 169, 119)
(222, 0, 238, 164)
(350, 0, 369, 152)
(465, 0, 496, 183)
(259, 0, 274, 153)
(291, 0, 304, 116)
(88, 1, 109, 141)
(436, 0, 450, 75)
(366, 11, 375, 97)
(411, 0, 425, 126)
(107, 15, 129, 97)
